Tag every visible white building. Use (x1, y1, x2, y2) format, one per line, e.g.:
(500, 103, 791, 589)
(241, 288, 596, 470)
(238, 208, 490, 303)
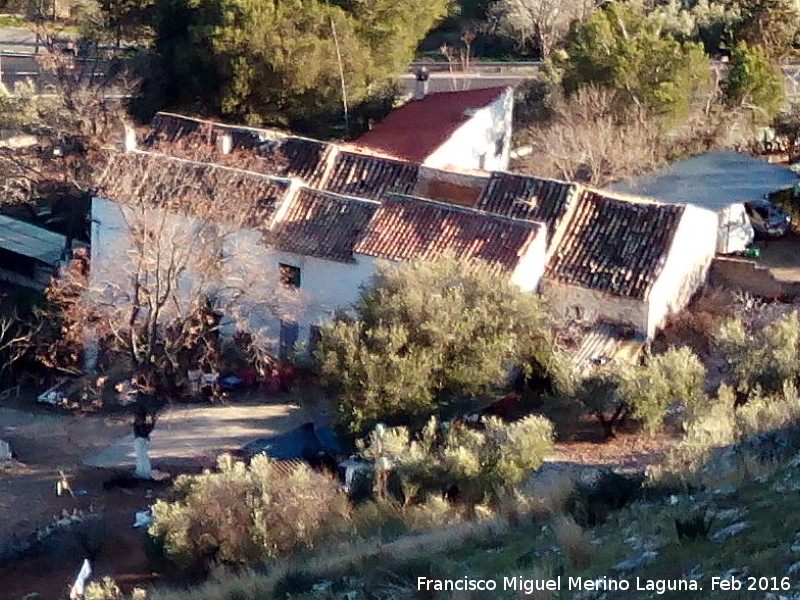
(92, 151, 547, 359)
(541, 190, 719, 338)
(350, 86, 514, 172)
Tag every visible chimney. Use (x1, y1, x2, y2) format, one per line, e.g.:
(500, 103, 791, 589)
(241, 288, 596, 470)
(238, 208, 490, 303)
(216, 132, 233, 155)
(414, 67, 430, 101)
(122, 122, 137, 152)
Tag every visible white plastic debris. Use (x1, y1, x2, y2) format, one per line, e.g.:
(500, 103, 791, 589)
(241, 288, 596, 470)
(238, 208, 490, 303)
(69, 558, 92, 599)
(0, 439, 11, 460)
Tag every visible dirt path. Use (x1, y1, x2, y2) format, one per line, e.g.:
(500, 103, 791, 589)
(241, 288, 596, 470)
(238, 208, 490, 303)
(0, 394, 320, 599)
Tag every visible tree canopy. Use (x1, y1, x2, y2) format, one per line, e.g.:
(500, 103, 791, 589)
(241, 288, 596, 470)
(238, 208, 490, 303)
(560, 1, 710, 120)
(724, 41, 786, 120)
(141, 0, 448, 128)
(315, 255, 557, 434)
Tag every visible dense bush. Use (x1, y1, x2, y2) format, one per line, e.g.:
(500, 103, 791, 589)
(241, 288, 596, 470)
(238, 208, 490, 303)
(619, 347, 707, 435)
(715, 311, 800, 394)
(316, 255, 557, 434)
(359, 415, 555, 502)
(149, 455, 349, 569)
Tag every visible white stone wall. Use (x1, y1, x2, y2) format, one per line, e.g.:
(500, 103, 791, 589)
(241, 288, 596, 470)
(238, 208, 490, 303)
(717, 203, 754, 255)
(91, 197, 378, 356)
(510, 224, 548, 293)
(422, 88, 513, 172)
(645, 204, 718, 337)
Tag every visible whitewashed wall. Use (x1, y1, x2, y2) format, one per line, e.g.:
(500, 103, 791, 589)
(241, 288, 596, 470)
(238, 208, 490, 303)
(423, 88, 513, 172)
(510, 224, 548, 293)
(91, 198, 378, 357)
(717, 203, 755, 254)
(258, 246, 378, 350)
(645, 204, 718, 337)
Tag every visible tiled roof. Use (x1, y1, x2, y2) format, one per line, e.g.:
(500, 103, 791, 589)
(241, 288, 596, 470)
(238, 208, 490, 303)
(323, 151, 419, 200)
(269, 188, 379, 263)
(98, 151, 290, 228)
(145, 113, 334, 186)
(267, 137, 334, 187)
(354, 87, 508, 163)
(354, 195, 543, 272)
(546, 190, 685, 299)
(475, 172, 578, 247)
(146, 112, 276, 149)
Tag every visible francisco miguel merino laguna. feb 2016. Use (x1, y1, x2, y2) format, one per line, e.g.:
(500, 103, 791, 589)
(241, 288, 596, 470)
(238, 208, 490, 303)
(417, 575, 702, 594)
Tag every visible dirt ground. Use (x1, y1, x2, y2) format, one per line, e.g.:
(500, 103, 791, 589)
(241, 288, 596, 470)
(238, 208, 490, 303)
(753, 232, 800, 283)
(0, 391, 323, 600)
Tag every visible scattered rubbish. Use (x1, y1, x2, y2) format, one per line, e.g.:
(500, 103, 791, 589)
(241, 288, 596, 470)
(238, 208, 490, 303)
(133, 510, 153, 529)
(38, 389, 64, 406)
(150, 469, 171, 482)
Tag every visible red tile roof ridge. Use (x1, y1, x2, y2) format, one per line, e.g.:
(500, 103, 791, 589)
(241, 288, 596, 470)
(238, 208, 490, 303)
(497, 170, 575, 187)
(154, 111, 289, 139)
(291, 185, 382, 207)
(583, 186, 673, 206)
(383, 192, 545, 230)
(339, 144, 416, 163)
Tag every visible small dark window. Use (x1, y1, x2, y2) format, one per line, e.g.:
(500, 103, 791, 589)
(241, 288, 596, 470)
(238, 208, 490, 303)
(279, 263, 301, 287)
(495, 134, 506, 157)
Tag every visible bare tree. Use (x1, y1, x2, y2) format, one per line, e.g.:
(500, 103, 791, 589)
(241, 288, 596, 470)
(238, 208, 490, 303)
(515, 87, 664, 186)
(45, 151, 302, 476)
(514, 85, 739, 186)
(489, 0, 601, 58)
(47, 151, 302, 390)
(0, 312, 39, 385)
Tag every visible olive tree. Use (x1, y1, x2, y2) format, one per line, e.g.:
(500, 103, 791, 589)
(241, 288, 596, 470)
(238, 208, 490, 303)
(316, 254, 557, 434)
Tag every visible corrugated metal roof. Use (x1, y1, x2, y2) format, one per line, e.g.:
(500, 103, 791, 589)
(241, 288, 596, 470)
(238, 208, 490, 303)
(608, 150, 799, 211)
(0, 215, 67, 265)
(571, 323, 645, 374)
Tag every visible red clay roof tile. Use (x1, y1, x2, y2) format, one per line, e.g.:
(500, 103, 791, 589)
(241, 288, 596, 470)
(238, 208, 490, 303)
(353, 87, 508, 163)
(354, 194, 543, 272)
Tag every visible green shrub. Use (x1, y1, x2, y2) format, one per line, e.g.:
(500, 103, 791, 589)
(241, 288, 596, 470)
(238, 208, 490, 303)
(149, 455, 349, 570)
(620, 347, 706, 435)
(715, 311, 800, 394)
(359, 415, 555, 502)
(316, 254, 557, 434)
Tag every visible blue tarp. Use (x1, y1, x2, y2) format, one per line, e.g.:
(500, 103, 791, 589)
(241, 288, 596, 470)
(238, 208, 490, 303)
(241, 423, 341, 461)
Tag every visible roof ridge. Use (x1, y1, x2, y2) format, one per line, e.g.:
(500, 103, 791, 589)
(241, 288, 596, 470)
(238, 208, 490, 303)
(125, 149, 292, 185)
(295, 186, 382, 206)
(384, 193, 544, 230)
(153, 111, 287, 138)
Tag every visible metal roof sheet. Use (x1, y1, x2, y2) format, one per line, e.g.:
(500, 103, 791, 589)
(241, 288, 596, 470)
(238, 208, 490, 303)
(0, 215, 67, 265)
